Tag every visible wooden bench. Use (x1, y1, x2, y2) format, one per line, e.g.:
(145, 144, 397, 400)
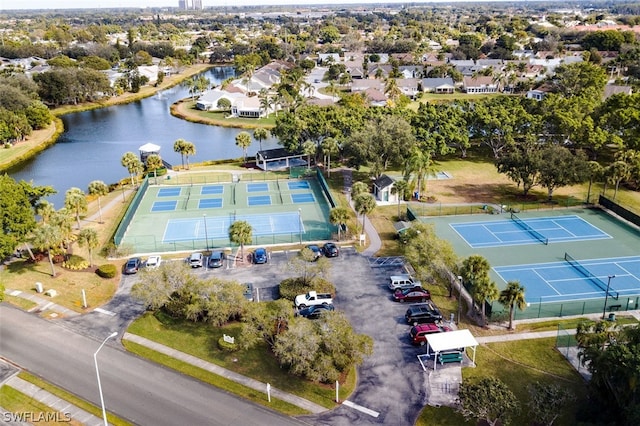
(438, 352, 463, 364)
(609, 304, 622, 311)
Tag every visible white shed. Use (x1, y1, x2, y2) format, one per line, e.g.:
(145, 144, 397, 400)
(421, 329, 478, 371)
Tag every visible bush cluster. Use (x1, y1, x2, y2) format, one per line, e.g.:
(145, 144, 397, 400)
(96, 264, 117, 278)
(278, 277, 336, 301)
(62, 254, 89, 270)
(217, 336, 238, 352)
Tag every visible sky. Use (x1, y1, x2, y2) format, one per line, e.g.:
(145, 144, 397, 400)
(1, 0, 436, 11)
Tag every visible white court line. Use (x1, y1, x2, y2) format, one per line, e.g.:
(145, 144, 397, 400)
(95, 308, 116, 316)
(342, 400, 380, 418)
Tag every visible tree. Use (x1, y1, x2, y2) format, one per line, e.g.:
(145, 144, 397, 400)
(527, 381, 575, 426)
(285, 248, 331, 285)
(329, 207, 350, 241)
(495, 137, 542, 196)
(460, 255, 496, 324)
(121, 152, 143, 186)
(182, 141, 196, 170)
(0, 175, 37, 260)
(235, 131, 252, 164)
(550, 61, 607, 100)
(253, 128, 268, 152)
(145, 154, 163, 174)
(537, 145, 589, 201)
(131, 262, 196, 310)
(321, 137, 339, 176)
(240, 299, 294, 349)
(228, 220, 252, 262)
(31, 223, 63, 277)
(498, 281, 526, 330)
(403, 223, 458, 286)
(88, 180, 108, 224)
(77, 228, 99, 267)
(586, 161, 605, 203)
(64, 187, 87, 230)
(173, 138, 187, 169)
(390, 179, 409, 219)
(404, 146, 433, 200)
(350, 181, 369, 198)
(353, 193, 376, 233)
(457, 377, 520, 426)
(302, 139, 316, 169)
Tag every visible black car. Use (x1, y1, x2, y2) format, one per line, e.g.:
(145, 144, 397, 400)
(322, 242, 339, 258)
(208, 251, 225, 268)
(123, 257, 142, 275)
(404, 302, 443, 325)
(296, 304, 335, 319)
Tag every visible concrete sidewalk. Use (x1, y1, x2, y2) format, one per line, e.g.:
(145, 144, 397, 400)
(4, 288, 79, 318)
(123, 333, 327, 414)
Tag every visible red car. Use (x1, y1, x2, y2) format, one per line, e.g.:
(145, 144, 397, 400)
(409, 323, 451, 346)
(393, 287, 431, 303)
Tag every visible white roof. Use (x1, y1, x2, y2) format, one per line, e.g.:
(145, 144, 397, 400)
(139, 143, 161, 152)
(427, 329, 478, 352)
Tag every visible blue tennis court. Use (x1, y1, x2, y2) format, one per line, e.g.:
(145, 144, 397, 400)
(288, 181, 310, 190)
(451, 215, 611, 248)
(151, 201, 177, 212)
(291, 193, 315, 203)
(158, 188, 181, 197)
(247, 182, 269, 192)
(198, 198, 223, 209)
(163, 212, 304, 242)
(495, 255, 640, 303)
(201, 185, 224, 195)
(248, 195, 271, 206)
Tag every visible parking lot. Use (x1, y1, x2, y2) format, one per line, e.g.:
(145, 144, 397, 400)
(117, 247, 461, 424)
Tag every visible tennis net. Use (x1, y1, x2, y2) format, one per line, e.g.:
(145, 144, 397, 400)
(510, 212, 549, 245)
(564, 252, 618, 299)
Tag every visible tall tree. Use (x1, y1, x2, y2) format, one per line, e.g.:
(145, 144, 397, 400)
(527, 381, 575, 426)
(329, 206, 350, 241)
(182, 141, 196, 170)
(403, 223, 458, 286)
(77, 227, 99, 267)
(461, 255, 496, 325)
(173, 138, 187, 169)
(350, 181, 369, 199)
(0, 175, 37, 260)
(586, 161, 605, 204)
(321, 137, 339, 177)
(457, 377, 520, 426)
(228, 220, 253, 262)
(404, 146, 433, 200)
(253, 128, 268, 152)
(498, 281, 527, 330)
(537, 145, 589, 201)
(302, 139, 316, 169)
(391, 179, 409, 219)
(495, 137, 542, 196)
(31, 223, 63, 277)
(88, 180, 108, 224)
(235, 131, 252, 164)
(64, 187, 87, 230)
(121, 152, 143, 186)
(353, 193, 376, 233)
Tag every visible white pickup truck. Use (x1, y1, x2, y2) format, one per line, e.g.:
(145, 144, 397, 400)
(294, 291, 333, 308)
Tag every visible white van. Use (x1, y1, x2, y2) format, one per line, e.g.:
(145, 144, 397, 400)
(388, 274, 422, 291)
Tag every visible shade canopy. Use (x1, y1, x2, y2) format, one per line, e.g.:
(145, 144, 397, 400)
(139, 142, 161, 152)
(427, 329, 478, 353)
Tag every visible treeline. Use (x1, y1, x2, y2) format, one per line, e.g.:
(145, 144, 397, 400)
(0, 75, 52, 144)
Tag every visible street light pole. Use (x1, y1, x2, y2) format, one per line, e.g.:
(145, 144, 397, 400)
(94, 331, 117, 426)
(457, 276, 463, 325)
(298, 208, 302, 244)
(602, 275, 616, 319)
(203, 214, 209, 250)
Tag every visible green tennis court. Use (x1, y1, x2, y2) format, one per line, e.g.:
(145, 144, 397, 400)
(116, 174, 335, 253)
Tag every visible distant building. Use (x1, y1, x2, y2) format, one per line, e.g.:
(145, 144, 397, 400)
(179, 0, 202, 10)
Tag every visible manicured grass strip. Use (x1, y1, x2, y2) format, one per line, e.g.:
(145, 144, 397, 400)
(17, 372, 132, 426)
(3, 295, 38, 311)
(122, 340, 308, 416)
(0, 385, 82, 426)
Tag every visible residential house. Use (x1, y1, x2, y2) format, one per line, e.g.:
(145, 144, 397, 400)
(399, 65, 424, 79)
(318, 53, 341, 64)
(367, 64, 392, 79)
(363, 88, 388, 107)
(422, 77, 456, 94)
(352, 79, 384, 93)
(462, 76, 498, 94)
(373, 174, 398, 203)
(396, 78, 421, 98)
(603, 85, 632, 99)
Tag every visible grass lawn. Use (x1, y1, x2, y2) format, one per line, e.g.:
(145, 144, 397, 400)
(0, 385, 83, 426)
(417, 337, 587, 426)
(172, 100, 276, 129)
(127, 310, 356, 409)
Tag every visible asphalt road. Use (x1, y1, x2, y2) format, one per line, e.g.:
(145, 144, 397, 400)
(0, 304, 308, 426)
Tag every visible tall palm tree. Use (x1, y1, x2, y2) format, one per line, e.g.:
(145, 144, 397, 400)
(354, 193, 377, 233)
(498, 281, 527, 330)
(472, 275, 499, 326)
(302, 140, 316, 169)
(173, 138, 187, 169)
(404, 146, 433, 200)
(351, 181, 369, 199)
(121, 152, 143, 187)
(235, 131, 252, 164)
(36, 200, 55, 224)
(183, 141, 196, 170)
(77, 227, 99, 267)
(253, 128, 268, 152)
(391, 179, 409, 219)
(228, 220, 253, 262)
(321, 137, 339, 177)
(88, 180, 109, 224)
(586, 161, 604, 204)
(31, 223, 63, 277)
(329, 206, 350, 241)
(64, 187, 87, 230)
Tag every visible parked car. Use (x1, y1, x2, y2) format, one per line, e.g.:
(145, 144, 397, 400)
(410, 323, 451, 346)
(393, 287, 431, 303)
(405, 302, 443, 325)
(304, 244, 322, 260)
(242, 283, 254, 302)
(207, 251, 225, 268)
(124, 257, 142, 274)
(253, 248, 268, 264)
(322, 242, 339, 258)
(387, 274, 422, 291)
(188, 252, 203, 268)
(295, 291, 333, 308)
(145, 255, 161, 269)
(296, 304, 335, 319)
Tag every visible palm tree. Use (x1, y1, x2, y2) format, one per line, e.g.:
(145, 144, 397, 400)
(228, 220, 253, 262)
(235, 131, 252, 164)
(586, 161, 604, 204)
(404, 146, 433, 201)
(499, 281, 527, 330)
(354, 193, 377, 233)
(88, 180, 109, 224)
(351, 181, 369, 198)
(329, 206, 350, 241)
(31, 223, 63, 277)
(173, 138, 187, 169)
(77, 227, 99, 267)
(36, 200, 55, 224)
(472, 275, 499, 326)
(391, 179, 409, 219)
(321, 137, 339, 177)
(183, 141, 196, 170)
(253, 128, 268, 152)
(302, 140, 316, 169)
(121, 152, 143, 187)
(64, 187, 87, 230)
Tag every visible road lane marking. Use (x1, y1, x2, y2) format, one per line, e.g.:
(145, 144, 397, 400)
(342, 400, 380, 417)
(95, 308, 116, 316)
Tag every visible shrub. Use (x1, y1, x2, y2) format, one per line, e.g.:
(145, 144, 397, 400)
(96, 264, 117, 278)
(278, 277, 336, 301)
(62, 254, 89, 270)
(217, 336, 238, 352)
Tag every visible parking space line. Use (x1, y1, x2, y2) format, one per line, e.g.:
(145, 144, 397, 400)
(342, 400, 380, 418)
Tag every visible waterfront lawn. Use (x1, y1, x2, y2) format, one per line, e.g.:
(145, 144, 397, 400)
(173, 100, 276, 129)
(126, 310, 355, 409)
